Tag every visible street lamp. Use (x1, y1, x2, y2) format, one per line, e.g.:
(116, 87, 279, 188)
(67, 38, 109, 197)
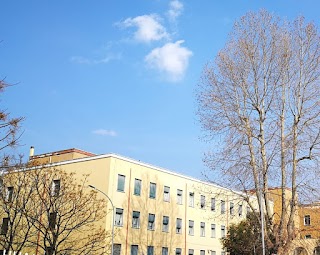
(89, 185, 115, 255)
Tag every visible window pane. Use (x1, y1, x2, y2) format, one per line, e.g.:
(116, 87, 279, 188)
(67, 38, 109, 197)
(117, 175, 125, 192)
(164, 186, 170, 202)
(176, 218, 182, 234)
(221, 200, 225, 214)
(175, 248, 181, 255)
(162, 247, 168, 255)
(134, 179, 141, 196)
(148, 214, 155, 230)
(150, 183, 156, 198)
(163, 216, 169, 232)
(131, 245, 138, 255)
(221, 225, 225, 238)
(230, 202, 234, 216)
(115, 208, 123, 226)
(200, 195, 205, 209)
(189, 192, 194, 207)
(132, 211, 140, 228)
(1, 218, 9, 235)
(211, 224, 216, 238)
(177, 189, 183, 205)
(189, 220, 194, 235)
(238, 204, 243, 217)
(188, 249, 194, 255)
(114, 244, 121, 255)
(147, 246, 154, 255)
(211, 198, 215, 211)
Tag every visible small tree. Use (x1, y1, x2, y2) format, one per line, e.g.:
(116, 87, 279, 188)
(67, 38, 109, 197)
(222, 212, 277, 255)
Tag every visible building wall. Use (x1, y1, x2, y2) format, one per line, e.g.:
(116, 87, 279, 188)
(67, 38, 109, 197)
(33, 150, 258, 255)
(298, 204, 320, 240)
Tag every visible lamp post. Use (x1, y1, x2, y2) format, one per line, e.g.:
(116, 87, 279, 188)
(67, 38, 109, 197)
(89, 185, 115, 255)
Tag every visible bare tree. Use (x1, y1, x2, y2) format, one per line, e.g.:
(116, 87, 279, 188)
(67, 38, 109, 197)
(0, 79, 24, 159)
(0, 160, 38, 253)
(197, 10, 320, 254)
(27, 166, 109, 255)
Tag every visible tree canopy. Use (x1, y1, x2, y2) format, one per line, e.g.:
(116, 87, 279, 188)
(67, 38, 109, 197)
(197, 10, 320, 254)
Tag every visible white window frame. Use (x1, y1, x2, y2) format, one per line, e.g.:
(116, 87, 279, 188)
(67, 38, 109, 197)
(132, 211, 140, 228)
(200, 222, 205, 237)
(189, 220, 194, 235)
(304, 215, 311, 226)
(189, 192, 194, 207)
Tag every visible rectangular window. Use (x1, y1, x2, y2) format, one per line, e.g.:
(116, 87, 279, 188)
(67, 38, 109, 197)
(134, 179, 141, 196)
(221, 252, 225, 255)
(211, 224, 216, 238)
(162, 247, 168, 255)
(49, 212, 57, 230)
(164, 186, 170, 202)
(200, 222, 205, 237)
(52, 180, 60, 197)
(147, 246, 154, 255)
(189, 192, 194, 207)
(200, 195, 205, 209)
(305, 235, 312, 239)
(188, 250, 194, 255)
(230, 202, 234, 216)
(1, 218, 9, 235)
(132, 211, 140, 228)
(131, 245, 138, 255)
(238, 204, 243, 217)
(200, 250, 205, 255)
(246, 206, 250, 214)
(175, 248, 181, 255)
(221, 200, 226, 214)
(148, 213, 155, 230)
(150, 183, 156, 199)
(115, 208, 124, 226)
(117, 175, 125, 192)
(6, 187, 13, 202)
(304, 215, 311, 226)
(163, 216, 169, 232)
(211, 251, 216, 255)
(113, 244, 121, 255)
(211, 198, 215, 211)
(189, 220, 194, 235)
(176, 218, 182, 234)
(177, 189, 183, 205)
(221, 225, 226, 238)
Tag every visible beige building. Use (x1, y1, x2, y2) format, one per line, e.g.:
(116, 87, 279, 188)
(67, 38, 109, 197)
(30, 148, 258, 255)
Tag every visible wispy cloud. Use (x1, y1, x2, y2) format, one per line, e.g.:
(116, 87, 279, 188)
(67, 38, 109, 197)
(92, 129, 118, 137)
(167, 0, 184, 22)
(70, 53, 121, 65)
(145, 40, 192, 82)
(119, 14, 169, 43)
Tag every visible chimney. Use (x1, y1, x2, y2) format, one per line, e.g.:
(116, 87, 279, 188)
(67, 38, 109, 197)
(29, 146, 34, 158)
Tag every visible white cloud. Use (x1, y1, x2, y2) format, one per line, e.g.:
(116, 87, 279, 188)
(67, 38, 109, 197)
(70, 53, 121, 65)
(145, 40, 192, 82)
(167, 0, 184, 22)
(121, 14, 168, 43)
(92, 129, 117, 137)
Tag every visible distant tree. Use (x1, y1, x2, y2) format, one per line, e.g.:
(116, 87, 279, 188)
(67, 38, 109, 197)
(222, 213, 262, 255)
(197, 10, 320, 254)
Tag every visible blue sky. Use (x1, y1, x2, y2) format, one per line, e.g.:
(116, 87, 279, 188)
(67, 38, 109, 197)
(0, 0, 319, 179)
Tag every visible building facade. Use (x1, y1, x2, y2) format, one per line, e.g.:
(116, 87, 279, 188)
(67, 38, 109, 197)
(30, 148, 258, 255)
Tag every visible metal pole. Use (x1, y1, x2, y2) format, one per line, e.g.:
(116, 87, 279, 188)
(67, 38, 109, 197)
(259, 175, 266, 255)
(89, 185, 115, 255)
